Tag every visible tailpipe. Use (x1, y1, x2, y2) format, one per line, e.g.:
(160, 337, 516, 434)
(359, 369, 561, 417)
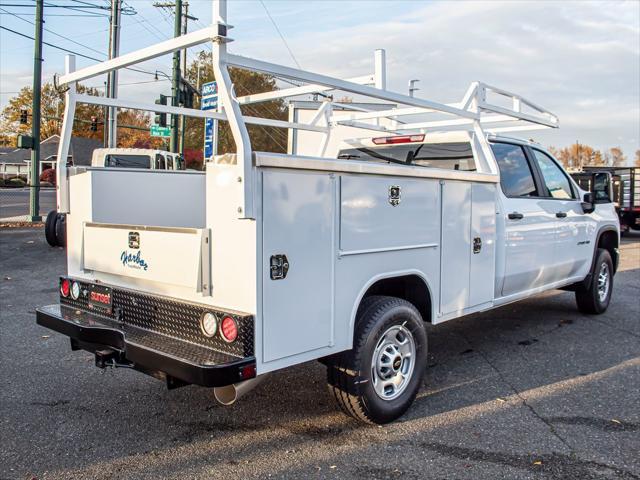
(214, 375, 265, 406)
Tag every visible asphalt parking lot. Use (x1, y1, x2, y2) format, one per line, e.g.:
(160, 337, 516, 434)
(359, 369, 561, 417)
(1, 227, 638, 480)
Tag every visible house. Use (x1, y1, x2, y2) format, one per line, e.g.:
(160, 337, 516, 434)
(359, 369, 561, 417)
(0, 135, 102, 182)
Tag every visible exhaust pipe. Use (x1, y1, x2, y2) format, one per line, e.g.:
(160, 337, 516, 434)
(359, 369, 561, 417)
(213, 375, 265, 405)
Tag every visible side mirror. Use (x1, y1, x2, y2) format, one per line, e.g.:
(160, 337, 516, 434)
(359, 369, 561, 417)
(591, 172, 612, 204)
(581, 192, 595, 214)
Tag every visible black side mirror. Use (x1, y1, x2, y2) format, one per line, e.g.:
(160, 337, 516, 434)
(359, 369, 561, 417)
(592, 171, 612, 204)
(581, 192, 595, 214)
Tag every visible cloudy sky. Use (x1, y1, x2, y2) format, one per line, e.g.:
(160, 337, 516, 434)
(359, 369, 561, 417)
(1, 0, 638, 159)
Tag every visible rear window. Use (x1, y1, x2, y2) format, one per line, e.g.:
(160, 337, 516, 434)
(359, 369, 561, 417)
(337, 142, 476, 171)
(104, 154, 150, 169)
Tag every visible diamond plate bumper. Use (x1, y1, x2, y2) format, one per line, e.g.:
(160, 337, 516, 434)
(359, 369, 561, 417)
(36, 304, 256, 388)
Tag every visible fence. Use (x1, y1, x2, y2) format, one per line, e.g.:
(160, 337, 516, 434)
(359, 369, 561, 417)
(0, 186, 56, 223)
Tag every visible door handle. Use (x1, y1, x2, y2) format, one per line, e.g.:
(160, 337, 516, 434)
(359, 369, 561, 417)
(508, 212, 524, 220)
(556, 212, 567, 218)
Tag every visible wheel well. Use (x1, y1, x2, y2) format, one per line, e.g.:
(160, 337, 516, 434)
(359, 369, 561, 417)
(362, 275, 432, 323)
(597, 230, 618, 273)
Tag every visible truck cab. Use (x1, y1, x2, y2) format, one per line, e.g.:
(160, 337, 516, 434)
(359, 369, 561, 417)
(91, 148, 185, 171)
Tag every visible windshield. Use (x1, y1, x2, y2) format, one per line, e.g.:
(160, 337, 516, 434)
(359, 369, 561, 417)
(337, 142, 475, 171)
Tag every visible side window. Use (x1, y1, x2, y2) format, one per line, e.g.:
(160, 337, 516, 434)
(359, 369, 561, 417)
(490, 143, 538, 197)
(532, 150, 575, 200)
(167, 156, 174, 170)
(155, 154, 166, 170)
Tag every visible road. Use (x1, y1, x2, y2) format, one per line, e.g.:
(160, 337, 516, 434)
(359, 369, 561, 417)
(0, 228, 638, 480)
(0, 188, 56, 220)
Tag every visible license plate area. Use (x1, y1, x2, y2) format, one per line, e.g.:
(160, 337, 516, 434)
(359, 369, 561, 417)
(88, 285, 113, 313)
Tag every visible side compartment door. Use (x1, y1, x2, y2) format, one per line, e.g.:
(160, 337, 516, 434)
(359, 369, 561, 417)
(262, 170, 335, 363)
(490, 142, 557, 297)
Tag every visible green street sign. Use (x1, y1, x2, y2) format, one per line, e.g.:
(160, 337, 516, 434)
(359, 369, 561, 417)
(150, 124, 171, 137)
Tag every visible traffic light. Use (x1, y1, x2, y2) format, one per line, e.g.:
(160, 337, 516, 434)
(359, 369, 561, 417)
(155, 94, 168, 127)
(90, 116, 98, 132)
(20, 109, 28, 124)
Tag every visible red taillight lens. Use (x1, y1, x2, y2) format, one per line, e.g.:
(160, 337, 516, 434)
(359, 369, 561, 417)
(220, 316, 238, 343)
(372, 134, 425, 145)
(60, 278, 70, 298)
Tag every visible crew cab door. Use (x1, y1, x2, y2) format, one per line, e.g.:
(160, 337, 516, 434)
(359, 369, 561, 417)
(491, 142, 557, 297)
(528, 147, 593, 281)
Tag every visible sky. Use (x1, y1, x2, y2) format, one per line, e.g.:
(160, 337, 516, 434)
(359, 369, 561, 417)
(1, 0, 639, 159)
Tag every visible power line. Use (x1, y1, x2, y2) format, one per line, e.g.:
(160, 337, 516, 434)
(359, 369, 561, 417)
(0, 24, 159, 78)
(259, 0, 301, 69)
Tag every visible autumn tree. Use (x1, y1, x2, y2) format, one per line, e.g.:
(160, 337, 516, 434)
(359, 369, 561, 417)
(182, 50, 288, 168)
(606, 147, 626, 167)
(0, 82, 104, 141)
(547, 143, 604, 169)
(635, 149, 640, 168)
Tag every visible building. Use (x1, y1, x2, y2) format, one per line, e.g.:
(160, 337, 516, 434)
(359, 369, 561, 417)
(0, 135, 101, 182)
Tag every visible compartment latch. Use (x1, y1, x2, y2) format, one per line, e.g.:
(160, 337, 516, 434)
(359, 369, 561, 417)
(473, 237, 482, 254)
(270, 254, 289, 280)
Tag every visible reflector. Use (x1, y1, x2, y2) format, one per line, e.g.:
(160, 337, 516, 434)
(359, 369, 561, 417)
(60, 278, 70, 298)
(220, 316, 238, 343)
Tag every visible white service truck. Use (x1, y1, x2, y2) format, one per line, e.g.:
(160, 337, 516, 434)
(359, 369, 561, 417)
(37, 1, 620, 424)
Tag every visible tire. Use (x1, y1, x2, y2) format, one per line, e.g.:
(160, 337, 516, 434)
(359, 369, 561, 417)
(326, 295, 428, 424)
(575, 248, 613, 314)
(54, 213, 66, 247)
(44, 210, 58, 247)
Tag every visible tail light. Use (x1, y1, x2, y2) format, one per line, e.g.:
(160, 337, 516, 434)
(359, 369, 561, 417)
(60, 278, 70, 298)
(220, 316, 238, 343)
(372, 134, 425, 145)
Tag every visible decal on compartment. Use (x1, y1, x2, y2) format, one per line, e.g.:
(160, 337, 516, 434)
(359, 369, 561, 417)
(120, 250, 149, 271)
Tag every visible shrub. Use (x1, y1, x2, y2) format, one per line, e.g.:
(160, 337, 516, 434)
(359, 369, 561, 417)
(39, 168, 56, 186)
(8, 177, 26, 187)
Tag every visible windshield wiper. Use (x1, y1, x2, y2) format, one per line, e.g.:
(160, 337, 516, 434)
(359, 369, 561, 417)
(337, 154, 361, 159)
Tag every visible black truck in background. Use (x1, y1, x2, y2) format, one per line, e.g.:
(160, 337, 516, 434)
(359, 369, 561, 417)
(571, 167, 639, 234)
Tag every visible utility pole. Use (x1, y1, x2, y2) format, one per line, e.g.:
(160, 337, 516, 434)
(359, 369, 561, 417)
(154, 1, 197, 155)
(106, 0, 121, 147)
(170, 0, 182, 153)
(29, 0, 43, 222)
(408, 79, 420, 98)
(179, 2, 188, 156)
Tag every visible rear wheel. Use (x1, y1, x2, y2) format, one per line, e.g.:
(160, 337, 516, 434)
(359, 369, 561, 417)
(44, 210, 58, 247)
(327, 296, 427, 424)
(576, 248, 613, 314)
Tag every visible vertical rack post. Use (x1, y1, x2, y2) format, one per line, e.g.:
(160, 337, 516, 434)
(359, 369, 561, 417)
(211, 0, 254, 219)
(56, 55, 77, 213)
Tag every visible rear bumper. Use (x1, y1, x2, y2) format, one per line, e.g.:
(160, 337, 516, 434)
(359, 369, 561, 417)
(36, 304, 255, 388)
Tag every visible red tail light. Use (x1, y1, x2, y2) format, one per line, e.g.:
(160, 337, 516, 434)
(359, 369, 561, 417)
(220, 316, 238, 343)
(372, 134, 425, 145)
(60, 278, 70, 298)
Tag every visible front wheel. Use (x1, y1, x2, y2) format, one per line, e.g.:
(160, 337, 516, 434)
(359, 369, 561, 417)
(327, 296, 427, 424)
(575, 248, 613, 314)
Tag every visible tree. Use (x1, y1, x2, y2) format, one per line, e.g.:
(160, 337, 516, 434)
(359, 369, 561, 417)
(0, 82, 166, 149)
(608, 147, 626, 167)
(547, 143, 603, 169)
(0, 82, 104, 141)
(635, 149, 640, 168)
(183, 50, 288, 169)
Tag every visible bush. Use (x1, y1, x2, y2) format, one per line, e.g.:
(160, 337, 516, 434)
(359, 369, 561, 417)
(8, 177, 26, 187)
(40, 168, 56, 186)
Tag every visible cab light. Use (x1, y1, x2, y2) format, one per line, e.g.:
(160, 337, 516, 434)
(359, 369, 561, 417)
(60, 278, 70, 298)
(372, 134, 425, 145)
(220, 316, 238, 343)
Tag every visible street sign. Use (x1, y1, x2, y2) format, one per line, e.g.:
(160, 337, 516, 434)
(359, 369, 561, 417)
(150, 125, 171, 137)
(204, 118, 214, 158)
(201, 81, 218, 159)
